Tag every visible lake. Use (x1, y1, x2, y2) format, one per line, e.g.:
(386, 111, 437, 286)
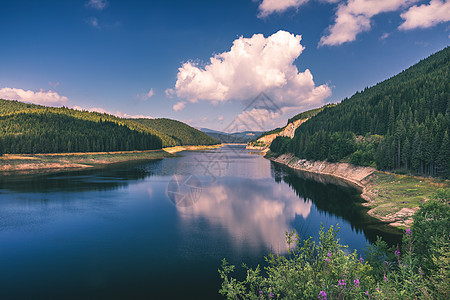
(0, 145, 400, 299)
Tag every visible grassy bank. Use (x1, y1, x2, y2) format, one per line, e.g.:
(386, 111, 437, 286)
(0, 144, 222, 175)
(361, 171, 448, 228)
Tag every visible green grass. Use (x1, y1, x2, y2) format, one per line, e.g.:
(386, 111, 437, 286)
(363, 171, 449, 227)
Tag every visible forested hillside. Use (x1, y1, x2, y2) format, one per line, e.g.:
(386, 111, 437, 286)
(0, 112, 162, 154)
(271, 46, 450, 178)
(0, 99, 218, 154)
(134, 119, 219, 146)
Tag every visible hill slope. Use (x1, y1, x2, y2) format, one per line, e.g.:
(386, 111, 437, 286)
(133, 119, 219, 146)
(271, 46, 450, 178)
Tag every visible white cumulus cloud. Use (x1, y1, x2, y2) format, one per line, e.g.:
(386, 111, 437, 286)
(0, 87, 69, 106)
(319, 0, 419, 46)
(173, 30, 331, 116)
(399, 0, 450, 30)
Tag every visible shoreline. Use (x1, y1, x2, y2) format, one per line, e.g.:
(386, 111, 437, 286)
(269, 153, 448, 229)
(0, 144, 222, 176)
(163, 144, 222, 153)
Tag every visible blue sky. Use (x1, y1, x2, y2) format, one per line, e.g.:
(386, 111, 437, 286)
(0, 0, 449, 131)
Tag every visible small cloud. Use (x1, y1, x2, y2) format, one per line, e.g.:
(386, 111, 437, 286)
(146, 88, 155, 99)
(319, 0, 418, 47)
(115, 111, 153, 119)
(0, 87, 69, 106)
(182, 119, 194, 126)
(257, 0, 309, 18)
(200, 116, 209, 123)
(173, 101, 186, 112)
(135, 88, 155, 103)
(399, 0, 450, 30)
(86, 17, 101, 29)
(85, 0, 109, 10)
(71, 105, 87, 111)
(86, 106, 109, 114)
(256, 1, 341, 18)
(380, 32, 390, 40)
(165, 88, 175, 98)
(72, 106, 152, 119)
(218, 115, 225, 122)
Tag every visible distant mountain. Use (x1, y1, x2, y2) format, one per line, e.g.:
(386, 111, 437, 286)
(198, 128, 223, 134)
(270, 46, 449, 178)
(200, 128, 263, 143)
(0, 99, 219, 154)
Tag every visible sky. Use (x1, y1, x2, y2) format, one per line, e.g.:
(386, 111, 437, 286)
(1, 0, 449, 131)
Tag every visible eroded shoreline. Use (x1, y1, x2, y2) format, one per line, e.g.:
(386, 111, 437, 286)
(269, 153, 448, 228)
(0, 144, 222, 176)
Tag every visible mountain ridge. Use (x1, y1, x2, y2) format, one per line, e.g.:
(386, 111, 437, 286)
(200, 128, 263, 143)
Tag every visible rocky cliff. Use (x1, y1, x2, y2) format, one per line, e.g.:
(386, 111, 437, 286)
(271, 154, 376, 186)
(246, 118, 309, 150)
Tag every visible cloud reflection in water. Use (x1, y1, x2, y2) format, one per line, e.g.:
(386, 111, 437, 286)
(176, 177, 311, 254)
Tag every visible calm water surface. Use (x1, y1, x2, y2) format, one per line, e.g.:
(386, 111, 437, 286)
(0, 145, 400, 299)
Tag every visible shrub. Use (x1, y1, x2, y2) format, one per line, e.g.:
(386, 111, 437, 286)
(219, 188, 450, 300)
(219, 226, 376, 299)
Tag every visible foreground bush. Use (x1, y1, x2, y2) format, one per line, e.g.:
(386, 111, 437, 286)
(219, 189, 449, 299)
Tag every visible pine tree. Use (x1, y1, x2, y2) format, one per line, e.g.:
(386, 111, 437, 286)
(402, 137, 410, 172)
(412, 133, 421, 174)
(437, 131, 450, 178)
